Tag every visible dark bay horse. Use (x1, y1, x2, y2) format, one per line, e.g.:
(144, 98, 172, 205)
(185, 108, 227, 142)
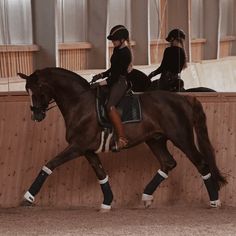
(148, 78, 216, 92)
(127, 71, 216, 93)
(18, 67, 226, 211)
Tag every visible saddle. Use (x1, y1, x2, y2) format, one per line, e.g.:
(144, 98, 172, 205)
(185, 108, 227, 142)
(151, 73, 185, 92)
(160, 72, 185, 91)
(95, 86, 142, 129)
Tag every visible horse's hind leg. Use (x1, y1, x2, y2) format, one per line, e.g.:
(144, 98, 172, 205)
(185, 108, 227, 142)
(143, 136, 177, 208)
(85, 151, 113, 212)
(23, 144, 81, 205)
(174, 138, 221, 208)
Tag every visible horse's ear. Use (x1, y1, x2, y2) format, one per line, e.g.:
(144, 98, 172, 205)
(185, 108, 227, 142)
(17, 73, 28, 80)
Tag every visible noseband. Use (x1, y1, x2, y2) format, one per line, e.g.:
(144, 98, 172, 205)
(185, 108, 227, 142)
(30, 100, 57, 114)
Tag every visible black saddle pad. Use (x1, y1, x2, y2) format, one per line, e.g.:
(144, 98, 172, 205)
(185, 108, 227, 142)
(96, 88, 142, 128)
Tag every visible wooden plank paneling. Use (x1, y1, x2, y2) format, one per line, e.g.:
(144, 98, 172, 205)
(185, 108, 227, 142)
(219, 36, 236, 58)
(0, 43, 92, 78)
(191, 38, 207, 62)
(58, 42, 92, 71)
(150, 38, 207, 64)
(0, 93, 236, 208)
(150, 40, 168, 64)
(0, 45, 39, 78)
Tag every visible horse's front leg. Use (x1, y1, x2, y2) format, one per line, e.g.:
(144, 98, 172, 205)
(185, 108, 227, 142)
(23, 144, 81, 205)
(85, 151, 113, 212)
(143, 137, 177, 208)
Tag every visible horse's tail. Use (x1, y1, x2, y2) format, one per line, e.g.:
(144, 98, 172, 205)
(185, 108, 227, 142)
(192, 97, 227, 190)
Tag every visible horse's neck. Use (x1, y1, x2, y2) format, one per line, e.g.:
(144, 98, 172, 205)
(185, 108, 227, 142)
(48, 75, 94, 121)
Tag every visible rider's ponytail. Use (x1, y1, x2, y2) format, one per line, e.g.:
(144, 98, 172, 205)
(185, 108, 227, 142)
(125, 37, 133, 73)
(180, 38, 187, 69)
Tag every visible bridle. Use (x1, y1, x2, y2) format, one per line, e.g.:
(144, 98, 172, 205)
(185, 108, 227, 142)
(30, 84, 94, 116)
(46, 100, 57, 111)
(30, 99, 57, 116)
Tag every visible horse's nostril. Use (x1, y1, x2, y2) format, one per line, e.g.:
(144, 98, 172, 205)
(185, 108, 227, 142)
(31, 112, 45, 122)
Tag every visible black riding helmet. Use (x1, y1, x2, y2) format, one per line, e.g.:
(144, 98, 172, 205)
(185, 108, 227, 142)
(166, 28, 185, 42)
(107, 25, 129, 41)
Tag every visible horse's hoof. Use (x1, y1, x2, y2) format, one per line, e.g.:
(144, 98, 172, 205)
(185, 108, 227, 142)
(99, 208, 111, 213)
(143, 199, 153, 208)
(99, 204, 111, 213)
(142, 193, 154, 208)
(20, 200, 35, 207)
(210, 199, 221, 208)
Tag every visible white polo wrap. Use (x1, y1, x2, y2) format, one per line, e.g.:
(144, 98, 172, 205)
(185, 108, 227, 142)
(101, 204, 111, 210)
(24, 191, 35, 203)
(42, 166, 53, 175)
(158, 169, 168, 179)
(98, 175, 108, 185)
(142, 193, 154, 201)
(210, 199, 221, 208)
(202, 173, 211, 180)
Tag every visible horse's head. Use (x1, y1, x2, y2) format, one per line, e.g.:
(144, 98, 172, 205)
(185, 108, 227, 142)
(18, 71, 53, 122)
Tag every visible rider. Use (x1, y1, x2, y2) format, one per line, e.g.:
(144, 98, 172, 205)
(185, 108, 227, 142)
(92, 25, 132, 151)
(148, 28, 187, 91)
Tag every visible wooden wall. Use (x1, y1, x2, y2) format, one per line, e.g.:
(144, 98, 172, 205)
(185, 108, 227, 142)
(150, 39, 236, 64)
(58, 42, 92, 71)
(219, 36, 236, 58)
(1, 1, 236, 76)
(150, 40, 168, 64)
(191, 39, 207, 62)
(0, 45, 39, 78)
(1, 41, 235, 78)
(0, 92, 236, 208)
(0, 44, 92, 78)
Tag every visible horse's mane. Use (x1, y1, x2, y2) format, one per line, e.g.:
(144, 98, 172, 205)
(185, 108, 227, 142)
(44, 67, 90, 89)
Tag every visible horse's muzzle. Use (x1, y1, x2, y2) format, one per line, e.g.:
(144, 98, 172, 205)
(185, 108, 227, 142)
(31, 112, 46, 122)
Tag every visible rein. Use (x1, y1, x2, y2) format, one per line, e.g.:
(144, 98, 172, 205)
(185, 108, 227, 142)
(46, 100, 57, 111)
